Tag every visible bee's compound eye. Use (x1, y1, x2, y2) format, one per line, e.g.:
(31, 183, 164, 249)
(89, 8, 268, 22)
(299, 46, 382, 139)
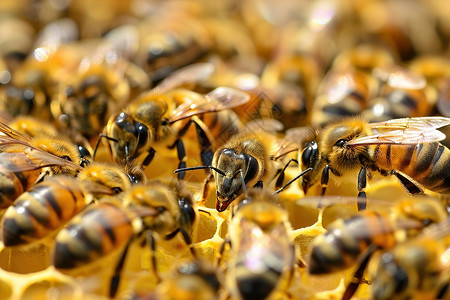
(157, 206, 166, 214)
(77, 145, 92, 159)
(334, 139, 347, 148)
(136, 122, 149, 148)
(301, 141, 318, 168)
(112, 187, 123, 194)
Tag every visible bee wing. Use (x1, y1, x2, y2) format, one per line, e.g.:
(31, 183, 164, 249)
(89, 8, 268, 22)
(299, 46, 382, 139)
(25, 148, 83, 171)
(420, 215, 450, 240)
(0, 121, 32, 143)
(0, 111, 13, 124)
(81, 180, 115, 196)
(152, 63, 214, 94)
(348, 117, 450, 146)
(296, 196, 395, 209)
(373, 66, 426, 90)
(168, 87, 250, 123)
(126, 205, 159, 219)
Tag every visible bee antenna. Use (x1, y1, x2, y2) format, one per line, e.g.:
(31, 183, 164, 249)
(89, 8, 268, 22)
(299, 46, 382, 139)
(174, 166, 226, 176)
(273, 167, 313, 195)
(93, 134, 119, 160)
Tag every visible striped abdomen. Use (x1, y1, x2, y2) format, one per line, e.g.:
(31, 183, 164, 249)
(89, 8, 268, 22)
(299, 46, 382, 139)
(308, 212, 396, 274)
(0, 153, 41, 209)
(374, 142, 450, 194)
(1, 176, 87, 246)
(52, 202, 134, 269)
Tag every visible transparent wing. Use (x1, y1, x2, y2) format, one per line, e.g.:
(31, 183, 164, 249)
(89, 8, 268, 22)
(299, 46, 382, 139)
(0, 121, 32, 143)
(168, 87, 250, 123)
(152, 63, 214, 95)
(348, 117, 450, 146)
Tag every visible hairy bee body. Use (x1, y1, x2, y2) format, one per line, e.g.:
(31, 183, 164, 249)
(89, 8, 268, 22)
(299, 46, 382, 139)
(52, 181, 195, 271)
(226, 189, 295, 300)
(371, 217, 450, 300)
(373, 142, 450, 194)
(1, 176, 90, 246)
(306, 195, 447, 294)
(308, 211, 398, 274)
(301, 117, 450, 196)
(103, 63, 249, 179)
(52, 201, 134, 269)
(0, 161, 144, 248)
(0, 152, 42, 209)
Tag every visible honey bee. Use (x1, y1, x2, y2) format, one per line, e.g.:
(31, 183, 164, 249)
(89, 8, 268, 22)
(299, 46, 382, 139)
(371, 216, 450, 300)
(0, 175, 113, 247)
(0, 122, 83, 208)
(299, 117, 450, 209)
(102, 63, 250, 176)
(1, 161, 146, 247)
(134, 4, 212, 84)
(52, 54, 132, 138)
(223, 189, 296, 300)
(312, 65, 431, 125)
(51, 180, 198, 298)
(305, 196, 447, 300)
(176, 126, 287, 212)
(0, 121, 84, 173)
(0, 19, 79, 120)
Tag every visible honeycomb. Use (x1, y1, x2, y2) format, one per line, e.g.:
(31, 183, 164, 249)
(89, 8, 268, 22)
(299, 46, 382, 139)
(0, 0, 449, 300)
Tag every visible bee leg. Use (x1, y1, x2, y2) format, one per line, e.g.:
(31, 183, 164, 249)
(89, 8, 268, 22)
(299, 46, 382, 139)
(109, 238, 134, 298)
(142, 147, 156, 167)
(357, 167, 367, 211)
(200, 173, 214, 206)
(321, 165, 330, 196)
(168, 139, 188, 180)
(275, 159, 299, 189)
(437, 281, 449, 299)
(342, 244, 377, 300)
(34, 170, 49, 184)
(180, 228, 197, 258)
(146, 231, 162, 283)
(192, 116, 215, 166)
(217, 237, 231, 267)
(393, 172, 424, 195)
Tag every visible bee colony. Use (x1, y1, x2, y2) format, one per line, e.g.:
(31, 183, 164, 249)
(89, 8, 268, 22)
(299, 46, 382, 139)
(0, 0, 449, 299)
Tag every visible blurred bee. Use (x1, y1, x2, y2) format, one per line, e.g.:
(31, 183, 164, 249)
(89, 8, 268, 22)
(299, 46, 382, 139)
(371, 216, 450, 300)
(51, 41, 134, 138)
(1, 175, 112, 247)
(409, 55, 450, 118)
(1, 161, 146, 247)
(176, 125, 289, 212)
(312, 65, 430, 125)
(52, 180, 198, 298)
(364, 65, 431, 121)
(150, 259, 221, 300)
(0, 122, 83, 208)
(299, 117, 450, 209)
(223, 189, 296, 300)
(134, 4, 212, 85)
(305, 196, 447, 300)
(0, 19, 79, 120)
(102, 63, 250, 178)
